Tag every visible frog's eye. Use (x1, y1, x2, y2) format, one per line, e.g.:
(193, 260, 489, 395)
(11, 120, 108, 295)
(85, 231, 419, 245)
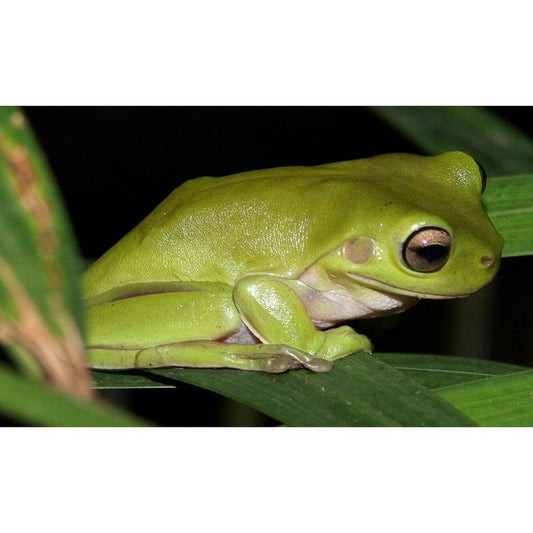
(402, 227, 452, 272)
(474, 159, 487, 194)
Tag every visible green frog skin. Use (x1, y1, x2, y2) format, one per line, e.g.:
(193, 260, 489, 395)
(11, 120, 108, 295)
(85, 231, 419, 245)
(82, 151, 503, 373)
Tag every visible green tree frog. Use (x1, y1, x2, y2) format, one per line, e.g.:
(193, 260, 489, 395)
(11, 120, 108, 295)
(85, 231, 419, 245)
(82, 151, 503, 373)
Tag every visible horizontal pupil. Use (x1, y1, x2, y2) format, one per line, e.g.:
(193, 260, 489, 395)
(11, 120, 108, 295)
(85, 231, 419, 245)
(417, 244, 448, 264)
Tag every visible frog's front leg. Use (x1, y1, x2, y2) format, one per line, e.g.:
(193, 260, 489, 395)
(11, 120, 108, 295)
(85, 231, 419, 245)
(233, 275, 372, 362)
(84, 281, 331, 372)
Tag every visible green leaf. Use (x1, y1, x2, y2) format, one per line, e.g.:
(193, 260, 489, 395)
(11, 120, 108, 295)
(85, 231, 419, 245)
(436, 370, 533, 427)
(0, 362, 150, 426)
(92, 369, 174, 389)
(0, 107, 93, 398)
(92, 353, 531, 390)
(93, 353, 533, 426)
(94, 353, 477, 426)
(376, 353, 527, 389)
(484, 175, 533, 257)
(0, 107, 83, 327)
(368, 106, 533, 175)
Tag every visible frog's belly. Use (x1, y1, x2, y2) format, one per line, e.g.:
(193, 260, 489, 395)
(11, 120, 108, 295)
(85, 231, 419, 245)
(299, 283, 418, 328)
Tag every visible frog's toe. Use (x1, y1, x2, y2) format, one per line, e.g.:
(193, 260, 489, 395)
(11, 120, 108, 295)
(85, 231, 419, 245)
(264, 356, 302, 373)
(302, 357, 333, 373)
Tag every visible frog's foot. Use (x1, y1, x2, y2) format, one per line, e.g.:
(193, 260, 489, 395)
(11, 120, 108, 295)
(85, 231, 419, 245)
(241, 344, 333, 373)
(87, 341, 333, 373)
(316, 326, 373, 361)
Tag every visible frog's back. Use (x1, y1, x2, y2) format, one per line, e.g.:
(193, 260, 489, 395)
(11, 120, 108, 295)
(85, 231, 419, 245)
(82, 153, 464, 298)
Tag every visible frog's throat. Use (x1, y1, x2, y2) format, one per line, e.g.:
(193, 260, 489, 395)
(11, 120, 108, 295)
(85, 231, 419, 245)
(345, 273, 470, 299)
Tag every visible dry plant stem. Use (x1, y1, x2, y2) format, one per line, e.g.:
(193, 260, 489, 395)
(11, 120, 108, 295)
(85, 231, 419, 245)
(0, 258, 94, 399)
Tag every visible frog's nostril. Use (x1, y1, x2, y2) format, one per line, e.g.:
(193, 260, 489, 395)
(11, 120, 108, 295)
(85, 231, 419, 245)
(481, 256, 494, 267)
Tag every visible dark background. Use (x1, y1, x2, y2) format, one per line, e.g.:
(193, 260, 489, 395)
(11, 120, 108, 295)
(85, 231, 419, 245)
(11, 107, 533, 425)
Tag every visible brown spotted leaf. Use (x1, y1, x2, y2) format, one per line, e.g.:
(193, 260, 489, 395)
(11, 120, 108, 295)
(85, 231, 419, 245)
(0, 107, 93, 400)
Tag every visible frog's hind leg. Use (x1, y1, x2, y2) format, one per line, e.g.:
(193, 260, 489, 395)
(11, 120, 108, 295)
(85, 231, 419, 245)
(87, 341, 332, 373)
(84, 282, 240, 349)
(84, 280, 332, 373)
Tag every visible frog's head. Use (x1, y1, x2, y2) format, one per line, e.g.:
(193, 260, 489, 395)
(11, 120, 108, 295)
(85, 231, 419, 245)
(304, 152, 503, 300)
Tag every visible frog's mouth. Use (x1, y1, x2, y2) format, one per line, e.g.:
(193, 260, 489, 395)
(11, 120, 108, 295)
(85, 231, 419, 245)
(344, 272, 471, 299)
